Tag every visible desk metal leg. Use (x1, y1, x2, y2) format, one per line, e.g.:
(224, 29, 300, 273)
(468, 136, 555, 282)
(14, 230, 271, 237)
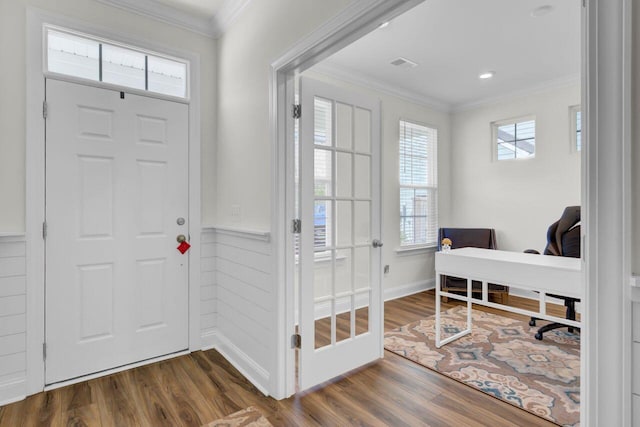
(466, 277, 473, 330)
(435, 273, 441, 347)
(435, 274, 473, 348)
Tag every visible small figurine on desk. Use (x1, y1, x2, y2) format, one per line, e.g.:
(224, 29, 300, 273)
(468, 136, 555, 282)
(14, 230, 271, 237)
(441, 238, 452, 252)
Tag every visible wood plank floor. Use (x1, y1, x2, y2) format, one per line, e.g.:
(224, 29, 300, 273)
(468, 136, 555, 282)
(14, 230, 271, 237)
(0, 291, 570, 426)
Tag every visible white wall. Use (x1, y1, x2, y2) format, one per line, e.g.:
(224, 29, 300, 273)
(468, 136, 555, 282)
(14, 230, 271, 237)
(450, 84, 581, 253)
(303, 69, 451, 296)
(0, 0, 217, 231)
(216, 0, 356, 230)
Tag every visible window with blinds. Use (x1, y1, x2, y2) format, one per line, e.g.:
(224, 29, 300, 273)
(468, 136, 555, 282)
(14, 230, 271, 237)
(399, 120, 438, 247)
(493, 117, 536, 160)
(570, 105, 582, 152)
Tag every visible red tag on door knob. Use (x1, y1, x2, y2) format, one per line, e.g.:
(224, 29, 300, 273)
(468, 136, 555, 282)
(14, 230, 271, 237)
(177, 241, 191, 254)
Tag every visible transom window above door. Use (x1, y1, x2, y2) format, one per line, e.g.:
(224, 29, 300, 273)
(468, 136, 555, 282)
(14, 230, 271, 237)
(45, 26, 189, 99)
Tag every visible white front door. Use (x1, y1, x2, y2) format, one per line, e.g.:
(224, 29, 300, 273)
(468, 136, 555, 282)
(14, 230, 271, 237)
(298, 77, 382, 390)
(45, 79, 189, 384)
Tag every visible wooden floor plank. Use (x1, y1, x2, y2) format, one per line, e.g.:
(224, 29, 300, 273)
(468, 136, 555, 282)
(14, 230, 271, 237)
(0, 290, 566, 426)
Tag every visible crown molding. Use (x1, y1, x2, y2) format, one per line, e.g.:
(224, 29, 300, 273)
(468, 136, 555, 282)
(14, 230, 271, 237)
(96, 0, 254, 38)
(452, 74, 581, 113)
(311, 62, 452, 113)
(311, 63, 580, 116)
(211, 0, 253, 36)
(96, 0, 215, 37)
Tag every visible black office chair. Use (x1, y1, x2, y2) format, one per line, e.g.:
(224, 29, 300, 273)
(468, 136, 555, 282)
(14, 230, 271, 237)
(527, 206, 581, 340)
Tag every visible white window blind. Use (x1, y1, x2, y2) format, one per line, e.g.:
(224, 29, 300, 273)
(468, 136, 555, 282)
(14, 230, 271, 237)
(399, 120, 438, 247)
(494, 118, 536, 160)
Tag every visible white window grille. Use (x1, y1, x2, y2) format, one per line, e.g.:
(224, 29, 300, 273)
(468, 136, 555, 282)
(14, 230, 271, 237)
(570, 105, 582, 152)
(45, 26, 189, 99)
(493, 117, 536, 160)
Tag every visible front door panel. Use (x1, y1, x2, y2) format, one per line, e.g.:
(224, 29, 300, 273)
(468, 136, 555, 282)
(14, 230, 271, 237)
(45, 79, 189, 384)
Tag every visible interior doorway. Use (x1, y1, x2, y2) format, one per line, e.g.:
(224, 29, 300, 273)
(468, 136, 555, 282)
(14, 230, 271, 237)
(278, 0, 580, 418)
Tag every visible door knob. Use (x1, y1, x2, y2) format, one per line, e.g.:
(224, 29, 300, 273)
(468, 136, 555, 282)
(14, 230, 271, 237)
(176, 234, 187, 243)
(372, 239, 383, 248)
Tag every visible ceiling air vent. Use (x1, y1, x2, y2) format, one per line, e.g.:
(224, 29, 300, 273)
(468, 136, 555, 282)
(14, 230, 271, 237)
(390, 57, 418, 69)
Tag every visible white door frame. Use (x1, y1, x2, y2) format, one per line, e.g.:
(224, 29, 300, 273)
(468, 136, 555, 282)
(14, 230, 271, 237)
(25, 8, 202, 395)
(270, 1, 633, 426)
(269, 0, 429, 399)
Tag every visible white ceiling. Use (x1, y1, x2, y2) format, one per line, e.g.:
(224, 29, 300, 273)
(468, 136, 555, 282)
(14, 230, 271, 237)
(150, 0, 227, 19)
(315, 0, 581, 111)
(97, 0, 249, 37)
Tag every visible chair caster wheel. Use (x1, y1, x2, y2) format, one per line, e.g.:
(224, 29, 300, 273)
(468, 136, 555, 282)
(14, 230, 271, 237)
(535, 332, 543, 340)
(529, 320, 536, 326)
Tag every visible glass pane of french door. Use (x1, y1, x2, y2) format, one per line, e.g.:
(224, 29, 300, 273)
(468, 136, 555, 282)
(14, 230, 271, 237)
(312, 97, 372, 350)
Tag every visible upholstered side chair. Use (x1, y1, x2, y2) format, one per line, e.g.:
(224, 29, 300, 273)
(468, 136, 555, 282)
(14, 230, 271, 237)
(437, 228, 509, 304)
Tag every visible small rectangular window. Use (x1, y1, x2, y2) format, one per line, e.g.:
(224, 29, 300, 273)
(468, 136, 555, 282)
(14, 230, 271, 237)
(493, 117, 536, 160)
(102, 44, 146, 90)
(47, 30, 100, 81)
(399, 120, 438, 247)
(45, 26, 189, 99)
(148, 55, 188, 98)
(570, 105, 582, 152)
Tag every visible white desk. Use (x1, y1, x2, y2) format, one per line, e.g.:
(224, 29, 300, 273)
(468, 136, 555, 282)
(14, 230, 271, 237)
(435, 247, 582, 348)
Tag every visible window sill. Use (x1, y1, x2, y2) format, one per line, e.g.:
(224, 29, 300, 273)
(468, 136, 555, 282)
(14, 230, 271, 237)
(395, 245, 437, 256)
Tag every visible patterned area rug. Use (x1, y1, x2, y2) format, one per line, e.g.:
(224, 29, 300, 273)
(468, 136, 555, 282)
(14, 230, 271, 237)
(202, 406, 272, 427)
(385, 306, 580, 426)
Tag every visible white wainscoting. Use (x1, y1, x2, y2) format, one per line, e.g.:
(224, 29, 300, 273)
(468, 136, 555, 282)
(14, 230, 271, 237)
(633, 303, 640, 424)
(0, 234, 27, 405)
(200, 226, 272, 395)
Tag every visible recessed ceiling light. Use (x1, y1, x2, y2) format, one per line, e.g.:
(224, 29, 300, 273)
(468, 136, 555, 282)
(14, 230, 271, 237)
(531, 5, 554, 17)
(479, 71, 495, 80)
(378, 21, 390, 29)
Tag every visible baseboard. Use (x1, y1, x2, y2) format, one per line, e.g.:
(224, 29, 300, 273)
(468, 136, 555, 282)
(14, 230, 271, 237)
(384, 279, 435, 302)
(312, 278, 435, 320)
(314, 294, 370, 320)
(0, 379, 26, 407)
(200, 329, 218, 351)
(208, 331, 270, 396)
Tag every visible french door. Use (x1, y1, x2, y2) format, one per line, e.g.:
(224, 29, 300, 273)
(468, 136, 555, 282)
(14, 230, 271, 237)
(298, 77, 382, 390)
(45, 79, 189, 384)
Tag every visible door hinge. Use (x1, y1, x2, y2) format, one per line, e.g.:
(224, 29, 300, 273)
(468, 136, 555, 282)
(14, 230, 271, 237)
(292, 219, 301, 234)
(293, 104, 301, 119)
(42, 101, 48, 119)
(42, 221, 47, 240)
(291, 333, 301, 349)
(43, 342, 47, 361)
